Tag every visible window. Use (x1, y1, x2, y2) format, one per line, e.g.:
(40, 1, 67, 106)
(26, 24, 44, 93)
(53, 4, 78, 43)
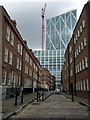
(6, 26, 10, 41)
(25, 66, 28, 74)
(78, 81, 80, 90)
(82, 20, 86, 28)
(25, 52, 29, 62)
(18, 42, 20, 53)
(19, 60, 22, 70)
(81, 80, 83, 90)
(10, 32, 14, 46)
(86, 79, 89, 90)
(78, 30, 80, 37)
(20, 45, 23, 55)
(18, 77, 21, 86)
(16, 57, 19, 69)
(2, 70, 7, 85)
(9, 51, 13, 65)
(79, 61, 82, 71)
(81, 42, 84, 50)
(77, 49, 79, 56)
(69, 46, 72, 53)
(29, 69, 32, 76)
(70, 57, 72, 64)
(70, 69, 73, 77)
(78, 45, 81, 53)
(4, 47, 8, 62)
(7, 72, 11, 85)
(77, 64, 80, 73)
(80, 25, 82, 33)
(85, 57, 88, 68)
(17, 42, 23, 55)
(83, 80, 86, 90)
(74, 37, 76, 44)
(30, 58, 32, 66)
(82, 59, 85, 70)
(84, 38, 87, 47)
(76, 34, 78, 41)
(75, 51, 77, 58)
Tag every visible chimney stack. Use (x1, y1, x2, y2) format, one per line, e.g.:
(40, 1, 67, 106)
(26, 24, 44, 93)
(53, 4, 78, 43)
(12, 20, 17, 27)
(23, 40, 27, 45)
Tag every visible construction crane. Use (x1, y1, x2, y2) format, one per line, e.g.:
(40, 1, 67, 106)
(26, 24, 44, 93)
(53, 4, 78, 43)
(41, 3, 47, 50)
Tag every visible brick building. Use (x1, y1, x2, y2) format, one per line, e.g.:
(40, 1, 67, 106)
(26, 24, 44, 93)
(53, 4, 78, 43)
(41, 68, 55, 91)
(61, 1, 90, 99)
(0, 6, 41, 99)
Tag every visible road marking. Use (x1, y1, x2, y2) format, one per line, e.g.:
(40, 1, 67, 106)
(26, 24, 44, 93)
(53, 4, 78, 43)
(61, 95, 71, 102)
(12, 103, 33, 120)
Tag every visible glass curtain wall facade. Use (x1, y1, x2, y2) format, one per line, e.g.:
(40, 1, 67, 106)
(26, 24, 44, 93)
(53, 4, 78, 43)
(46, 9, 77, 50)
(34, 10, 77, 88)
(34, 50, 65, 87)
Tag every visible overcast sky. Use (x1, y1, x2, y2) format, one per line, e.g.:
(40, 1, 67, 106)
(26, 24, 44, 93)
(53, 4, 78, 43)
(0, 0, 87, 49)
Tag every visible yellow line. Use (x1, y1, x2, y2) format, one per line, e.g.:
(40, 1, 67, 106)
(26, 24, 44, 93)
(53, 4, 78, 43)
(13, 103, 33, 120)
(61, 95, 71, 101)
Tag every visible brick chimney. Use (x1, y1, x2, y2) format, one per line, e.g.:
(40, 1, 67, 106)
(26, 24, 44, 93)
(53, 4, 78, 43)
(23, 40, 27, 45)
(12, 20, 17, 27)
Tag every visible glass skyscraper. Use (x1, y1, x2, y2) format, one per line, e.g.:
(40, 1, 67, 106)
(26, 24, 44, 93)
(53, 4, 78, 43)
(46, 9, 77, 50)
(34, 9, 77, 88)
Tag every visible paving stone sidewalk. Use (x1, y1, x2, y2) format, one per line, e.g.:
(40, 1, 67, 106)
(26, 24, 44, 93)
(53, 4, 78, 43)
(1, 91, 53, 119)
(1, 92, 36, 119)
(63, 93, 89, 109)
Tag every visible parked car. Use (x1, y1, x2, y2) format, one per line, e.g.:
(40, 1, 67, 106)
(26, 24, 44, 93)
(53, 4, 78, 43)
(54, 89, 62, 94)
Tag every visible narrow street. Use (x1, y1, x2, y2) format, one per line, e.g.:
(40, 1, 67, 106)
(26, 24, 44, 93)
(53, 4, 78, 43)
(10, 94, 89, 120)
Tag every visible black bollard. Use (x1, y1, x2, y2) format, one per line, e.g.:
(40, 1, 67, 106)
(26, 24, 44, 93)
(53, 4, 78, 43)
(71, 83, 74, 102)
(21, 90, 23, 104)
(15, 88, 17, 106)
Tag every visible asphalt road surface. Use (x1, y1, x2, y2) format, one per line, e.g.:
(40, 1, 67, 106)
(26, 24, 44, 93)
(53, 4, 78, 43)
(10, 94, 89, 120)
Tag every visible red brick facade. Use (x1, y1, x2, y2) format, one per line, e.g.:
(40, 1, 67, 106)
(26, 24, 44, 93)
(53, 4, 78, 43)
(61, 2, 90, 99)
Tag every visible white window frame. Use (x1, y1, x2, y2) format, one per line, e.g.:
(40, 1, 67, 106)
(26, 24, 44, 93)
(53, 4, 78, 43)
(80, 25, 82, 33)
(77, 49, 79, 56)
(18, 42, 20, 53)
(9, 51, 13, 65)
(82, 20, 86, 28)
(6, 26, 10, 41)
(79, 61, 82, 71)
(86, 79, 89, 90)
(79, 45, 81, 53)
(20, 45, 23, 55)
(76, 34, 78, 41)
(78, 30, 80, 37)
(74, 37, 76, 44)
(16, 57, 19, 69)
(84, 38, 87, 47)
(81, 42, 84, 50)
(4, 47, 8, 62)
(2, 70, 7, 85)
(10, 32, 14, 46)
(85, 57, 88, 68)
(19, 60, 22, 70)
(83, 79, 86, 90)
(82, 59, 85, 70)
(7, 72, 11, 85)
(81, 80, 83, 90)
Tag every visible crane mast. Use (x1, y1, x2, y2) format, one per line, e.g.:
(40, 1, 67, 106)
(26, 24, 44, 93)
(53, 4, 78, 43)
(41, 3, 47, 50)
